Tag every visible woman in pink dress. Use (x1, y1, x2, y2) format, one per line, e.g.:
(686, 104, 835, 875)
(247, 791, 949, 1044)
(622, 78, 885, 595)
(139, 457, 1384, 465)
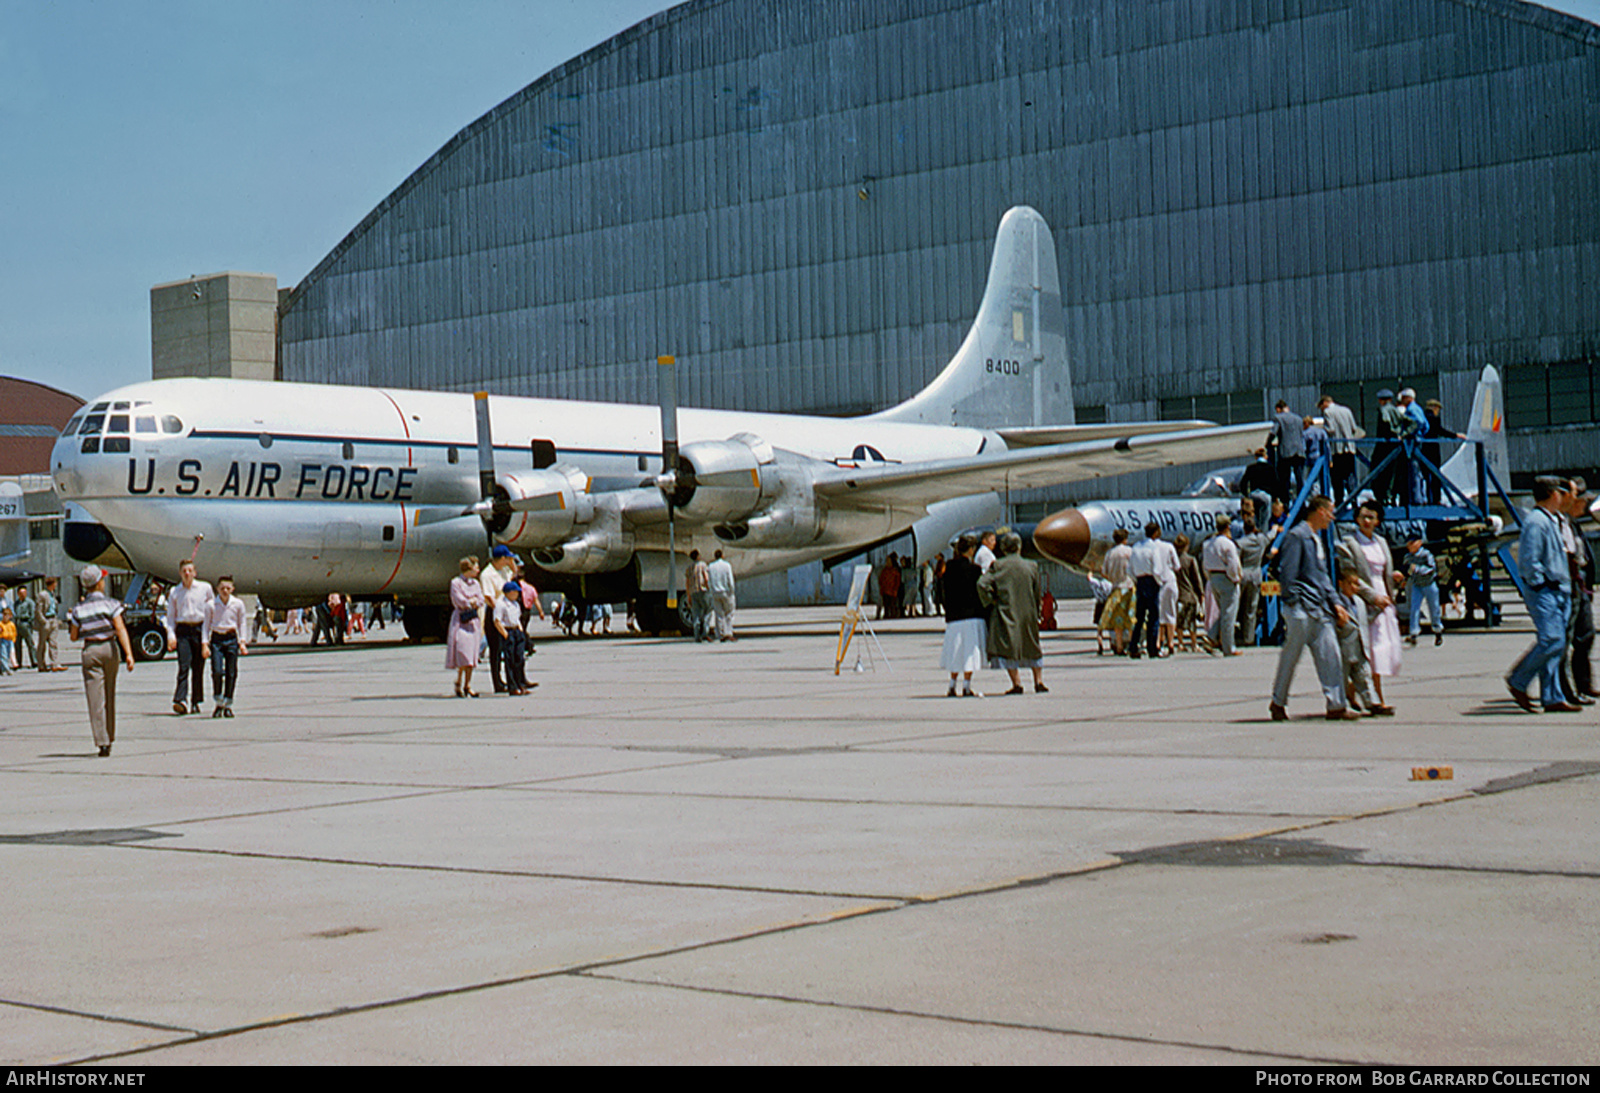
(447, 556, 485, 697)
(1337, 500, 1401, 714)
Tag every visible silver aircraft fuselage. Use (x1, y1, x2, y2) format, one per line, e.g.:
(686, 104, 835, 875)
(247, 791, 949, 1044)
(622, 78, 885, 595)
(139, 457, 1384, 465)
(52, 377, 999, 600)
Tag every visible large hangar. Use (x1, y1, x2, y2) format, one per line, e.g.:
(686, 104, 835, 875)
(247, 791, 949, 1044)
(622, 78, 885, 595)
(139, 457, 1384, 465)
(279, 0, 1600, 506)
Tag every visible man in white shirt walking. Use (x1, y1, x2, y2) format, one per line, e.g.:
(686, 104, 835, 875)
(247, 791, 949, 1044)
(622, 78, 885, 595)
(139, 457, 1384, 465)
(207, 575, 248, 717)
(165, 559, 214, 715)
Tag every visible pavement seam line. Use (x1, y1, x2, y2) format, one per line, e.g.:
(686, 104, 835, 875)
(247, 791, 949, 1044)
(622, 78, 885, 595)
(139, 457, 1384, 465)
(58, 901, 903, 1066)
(118, 840, 909, 902)
(577, 971, 1369, 1066)
(0, 997, 199, 1035)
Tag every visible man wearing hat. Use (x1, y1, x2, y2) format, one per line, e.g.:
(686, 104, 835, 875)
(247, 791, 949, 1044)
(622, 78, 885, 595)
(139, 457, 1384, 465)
(483, 545, 520, 693)
(68, 565, 137, 757)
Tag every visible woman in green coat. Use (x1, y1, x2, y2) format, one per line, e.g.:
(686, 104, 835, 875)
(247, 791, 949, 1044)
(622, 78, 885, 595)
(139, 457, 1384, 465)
(978, 533, 1046, 695)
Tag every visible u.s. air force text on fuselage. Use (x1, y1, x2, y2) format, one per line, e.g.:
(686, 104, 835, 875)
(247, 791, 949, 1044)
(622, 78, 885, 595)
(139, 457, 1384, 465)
(124, 457, 420, 502)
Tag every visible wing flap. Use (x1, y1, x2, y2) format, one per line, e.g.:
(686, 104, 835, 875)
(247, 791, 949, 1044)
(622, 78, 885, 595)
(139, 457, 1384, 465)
(996, 420, 1216, 447)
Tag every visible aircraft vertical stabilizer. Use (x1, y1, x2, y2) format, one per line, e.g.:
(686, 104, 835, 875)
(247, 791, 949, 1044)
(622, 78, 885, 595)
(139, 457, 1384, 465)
(870, 205, 1074, 429)
(1439, 365, 1508, 502)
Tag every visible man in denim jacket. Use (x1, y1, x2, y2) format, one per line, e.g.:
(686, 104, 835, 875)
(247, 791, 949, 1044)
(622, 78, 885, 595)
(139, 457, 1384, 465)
(1506, 477, 1579, 712)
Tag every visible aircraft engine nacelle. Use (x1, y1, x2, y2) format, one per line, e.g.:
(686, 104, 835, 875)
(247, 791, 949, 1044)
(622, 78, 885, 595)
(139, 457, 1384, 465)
(712, 453, 826, 550)
(672, 433, 779, 526)
(490, 464, 593, 550)
(531, 496, 634, 575)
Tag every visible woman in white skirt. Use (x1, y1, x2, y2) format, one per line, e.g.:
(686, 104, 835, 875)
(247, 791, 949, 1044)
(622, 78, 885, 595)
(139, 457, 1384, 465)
(940, 534, 987, 696)
(1337, 500, 1401, 715)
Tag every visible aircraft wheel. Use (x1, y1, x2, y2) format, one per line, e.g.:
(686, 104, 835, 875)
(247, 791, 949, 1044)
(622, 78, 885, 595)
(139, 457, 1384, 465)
(402, 605, 450, 644)
(634, 593, 687, 636)
(136, 627, 166, 662)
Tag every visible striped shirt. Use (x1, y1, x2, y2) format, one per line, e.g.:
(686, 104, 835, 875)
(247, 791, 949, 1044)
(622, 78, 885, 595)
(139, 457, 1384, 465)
(70, 592, 123, 644)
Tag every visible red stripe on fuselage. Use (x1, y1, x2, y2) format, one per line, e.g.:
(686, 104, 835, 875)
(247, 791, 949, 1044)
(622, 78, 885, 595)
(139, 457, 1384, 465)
(376, 390, 413, 594)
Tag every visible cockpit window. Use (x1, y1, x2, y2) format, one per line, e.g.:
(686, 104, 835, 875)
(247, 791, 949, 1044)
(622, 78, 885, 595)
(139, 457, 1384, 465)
(111, 401, 130, 411)
(107, 414, 129, 434)
(91, 402, 109, 412)
(135, 416, 157, 433)
(161, 415, 184, 434)
(62, 414, 82, 436)
(79, 414, 105, 436)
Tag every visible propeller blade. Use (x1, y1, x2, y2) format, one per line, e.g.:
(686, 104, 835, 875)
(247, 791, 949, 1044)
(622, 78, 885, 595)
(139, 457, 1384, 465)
(413, 504, 478, 527)
(474, 392, 496, 501)
(659, 355, 680, 609)
(658, 356, 680, 479)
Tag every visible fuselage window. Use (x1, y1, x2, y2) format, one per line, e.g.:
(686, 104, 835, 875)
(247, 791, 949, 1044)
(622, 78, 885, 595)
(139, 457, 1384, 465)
(161, 416, 183, 434)
(637, 454, 648, 472)
(382, 526, 395, 542)
(135, 416, 157, 433)
(79, 414, 105, 436)
(532, 439, 556, 469)
(107, 414, 129, 434)
(258, 433, 273, 449)
(342, 441, 354, 460)
(447, 446, 460, 464)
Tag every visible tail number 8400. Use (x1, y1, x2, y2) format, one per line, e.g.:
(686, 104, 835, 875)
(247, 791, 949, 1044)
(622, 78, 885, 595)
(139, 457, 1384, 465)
(986, 358, 1022, 375)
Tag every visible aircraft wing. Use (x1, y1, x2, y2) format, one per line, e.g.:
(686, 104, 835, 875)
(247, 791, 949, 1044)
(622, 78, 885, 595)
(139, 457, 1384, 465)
(815, 423, 1271, 511)
(996, 420, 1215, 447)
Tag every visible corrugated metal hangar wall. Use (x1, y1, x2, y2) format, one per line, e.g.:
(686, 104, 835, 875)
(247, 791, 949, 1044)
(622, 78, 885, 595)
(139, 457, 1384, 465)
(279, 0, 1600, 503)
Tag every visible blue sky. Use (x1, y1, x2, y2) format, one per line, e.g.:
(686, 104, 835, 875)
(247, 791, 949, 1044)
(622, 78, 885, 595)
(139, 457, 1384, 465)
(0, 0, 668, 400)
(3, 0, 1597, 402)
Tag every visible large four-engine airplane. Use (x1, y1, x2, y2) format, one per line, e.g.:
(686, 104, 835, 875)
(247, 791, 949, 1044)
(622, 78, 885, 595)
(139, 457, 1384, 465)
(52, 206, 1267, 636)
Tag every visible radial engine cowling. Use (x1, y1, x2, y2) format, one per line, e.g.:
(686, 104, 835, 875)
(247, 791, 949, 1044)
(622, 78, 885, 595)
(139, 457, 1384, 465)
(531, 496, 634, 574)
(712, 452, 826, 550)
(490, 464, 593, 549)
(671, 432, 778, 525)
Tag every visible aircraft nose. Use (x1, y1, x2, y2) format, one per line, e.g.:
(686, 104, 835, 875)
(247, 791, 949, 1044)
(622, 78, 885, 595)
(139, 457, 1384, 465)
(1032, 508, 1091, 567)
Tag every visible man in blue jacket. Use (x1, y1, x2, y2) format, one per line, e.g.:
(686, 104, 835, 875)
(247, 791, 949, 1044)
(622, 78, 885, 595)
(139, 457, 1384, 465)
(1507, 476, 1581, 712)
(1270, 495, 1359, 721)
